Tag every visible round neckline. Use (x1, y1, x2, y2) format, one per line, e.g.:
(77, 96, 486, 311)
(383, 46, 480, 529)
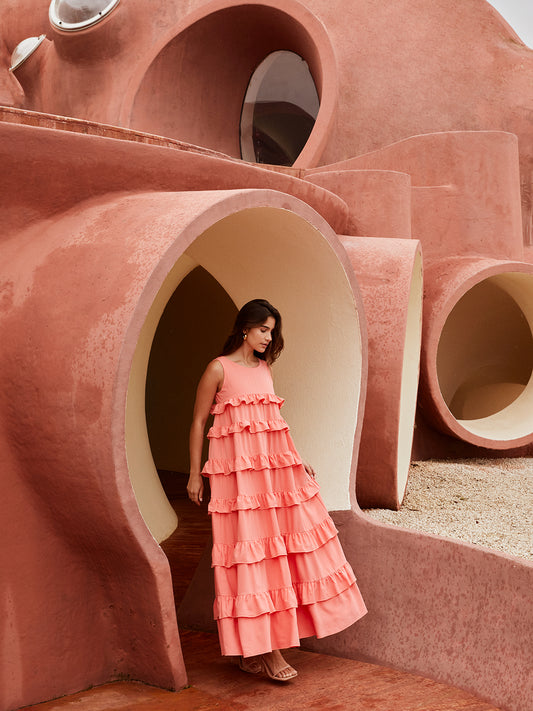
(221, 355, 262, 369)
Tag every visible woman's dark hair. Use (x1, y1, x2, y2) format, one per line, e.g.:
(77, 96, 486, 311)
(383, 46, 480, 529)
(221, 299, 284, 364)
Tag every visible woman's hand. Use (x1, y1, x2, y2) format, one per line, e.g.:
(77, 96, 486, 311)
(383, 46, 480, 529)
(303, 461, 316, 479)
(187, 472, 204, 506)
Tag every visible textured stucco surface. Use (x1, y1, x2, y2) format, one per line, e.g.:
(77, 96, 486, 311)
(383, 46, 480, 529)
(1, 1, 532, 710)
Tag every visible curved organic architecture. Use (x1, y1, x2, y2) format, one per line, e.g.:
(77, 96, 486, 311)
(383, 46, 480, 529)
(1, 1, 532, 710)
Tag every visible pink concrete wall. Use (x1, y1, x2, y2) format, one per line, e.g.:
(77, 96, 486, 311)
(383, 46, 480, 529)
(1, 2, 533, 710)
(0, 187, 194, 707)
(0, 117, 360, 709)
(316, 509, 533, 711)
(339, 237, 422, 509)
(3, 1, 532, 180)
(324, 131, 524, 262)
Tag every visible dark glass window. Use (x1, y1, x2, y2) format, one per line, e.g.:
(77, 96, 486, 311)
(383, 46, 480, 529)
(240, 51, 319, 166)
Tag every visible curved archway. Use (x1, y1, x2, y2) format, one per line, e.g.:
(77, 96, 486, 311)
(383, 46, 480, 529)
(421, 259, 533, 448)
(437, 272, 533, 439)
(124, 196, 365, 543)
(127, 0, 337, 167)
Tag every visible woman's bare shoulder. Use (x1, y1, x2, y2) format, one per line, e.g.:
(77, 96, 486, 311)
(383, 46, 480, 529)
(194, 359, 224, 405)
(203, 357, 223, 376)
(201, 357, 224, 386)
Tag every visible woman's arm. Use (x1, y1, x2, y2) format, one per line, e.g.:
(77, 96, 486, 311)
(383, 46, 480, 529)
(187, 359, 223, 505)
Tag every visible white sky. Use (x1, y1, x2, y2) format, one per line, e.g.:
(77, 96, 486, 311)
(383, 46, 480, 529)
(485, 0, 533, 48)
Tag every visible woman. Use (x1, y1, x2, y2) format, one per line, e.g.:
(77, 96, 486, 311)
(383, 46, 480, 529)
(187, 299, 367, 682)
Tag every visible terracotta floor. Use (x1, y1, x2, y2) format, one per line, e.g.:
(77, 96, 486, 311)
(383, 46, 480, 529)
(22, 482, 502, 711)
(21, 630, 502, 711)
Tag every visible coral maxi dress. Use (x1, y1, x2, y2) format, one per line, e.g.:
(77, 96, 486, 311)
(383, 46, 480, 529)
(201, 356, 367, 657)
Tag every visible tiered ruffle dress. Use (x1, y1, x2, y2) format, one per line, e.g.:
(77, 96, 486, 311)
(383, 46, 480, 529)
(201, 356, 367, 657)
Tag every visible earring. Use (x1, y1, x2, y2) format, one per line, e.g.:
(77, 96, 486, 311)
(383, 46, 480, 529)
(243, 332, 247, 340)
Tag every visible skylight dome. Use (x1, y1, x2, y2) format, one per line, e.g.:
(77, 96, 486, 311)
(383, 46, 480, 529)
(49, 0, 120, 31)
(10, 35, 46, 72)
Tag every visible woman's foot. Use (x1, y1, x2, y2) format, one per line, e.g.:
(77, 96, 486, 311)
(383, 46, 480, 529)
(239, 655, 262, 675)
(259, 650, 297, 682)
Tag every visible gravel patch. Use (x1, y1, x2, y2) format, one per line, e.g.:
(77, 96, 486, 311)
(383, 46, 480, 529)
(364, 458, 533, 561)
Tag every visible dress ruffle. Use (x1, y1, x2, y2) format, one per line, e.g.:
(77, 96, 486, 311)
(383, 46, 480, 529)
(216, 585, 368, 657)
(211, 516, 339, 566)
(208, 481, 319, 513)
(202, 450, 301, 476)
(214, 562, 357, 620)
(210, 393, 284, 415)
(207, 418, 289, 439)
(214, 585, 298, 620)
(294, 562, 356, 605)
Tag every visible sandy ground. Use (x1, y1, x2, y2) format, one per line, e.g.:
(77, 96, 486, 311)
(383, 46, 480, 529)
(364, 458, 533, 561)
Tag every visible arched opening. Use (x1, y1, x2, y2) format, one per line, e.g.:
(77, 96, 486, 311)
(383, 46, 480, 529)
(128, 2, 336, 166)
(117, 191, 366, 681)
(240, 50, 319, 166)
(125, 201, 363, 546)
(437, 273, 533, 439)
(144, 267, 236, 607)
(145, 267, 236, 481)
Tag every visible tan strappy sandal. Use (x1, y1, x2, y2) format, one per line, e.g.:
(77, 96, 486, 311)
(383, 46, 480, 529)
(259, 654, 298, 682)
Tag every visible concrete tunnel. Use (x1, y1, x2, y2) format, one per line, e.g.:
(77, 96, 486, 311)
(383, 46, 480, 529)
(126, 199, 366, 542)
(438, 274, 533, 435)
(0, 177, 368, 708)
(421, 258, 533, 450)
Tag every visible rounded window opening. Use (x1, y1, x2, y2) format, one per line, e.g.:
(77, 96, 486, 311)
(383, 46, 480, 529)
(437, 276, 533, 423)
(49, 0, 120, 31)
(240, 51, 320, 166)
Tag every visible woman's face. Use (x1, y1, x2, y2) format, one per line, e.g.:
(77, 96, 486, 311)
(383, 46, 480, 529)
(245, 316, 276, 354)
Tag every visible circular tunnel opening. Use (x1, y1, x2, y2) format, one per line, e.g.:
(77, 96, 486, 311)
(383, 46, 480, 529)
(129, 3, 333, 165)
(125, 201, 363, 545)
(437, 273, 533, 440)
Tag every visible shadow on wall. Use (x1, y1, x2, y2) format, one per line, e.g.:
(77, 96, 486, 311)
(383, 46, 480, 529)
(146, 267, 237, 474)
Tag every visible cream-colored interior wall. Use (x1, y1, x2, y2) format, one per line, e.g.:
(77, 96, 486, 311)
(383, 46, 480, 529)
(145, 267, 237, 473)
(125, 254, 197, 543)
(437, 273, 533, 440)
(396, 248, 423, 502)
(187, 207, 362, 511)
(126, 204, 362, 543)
